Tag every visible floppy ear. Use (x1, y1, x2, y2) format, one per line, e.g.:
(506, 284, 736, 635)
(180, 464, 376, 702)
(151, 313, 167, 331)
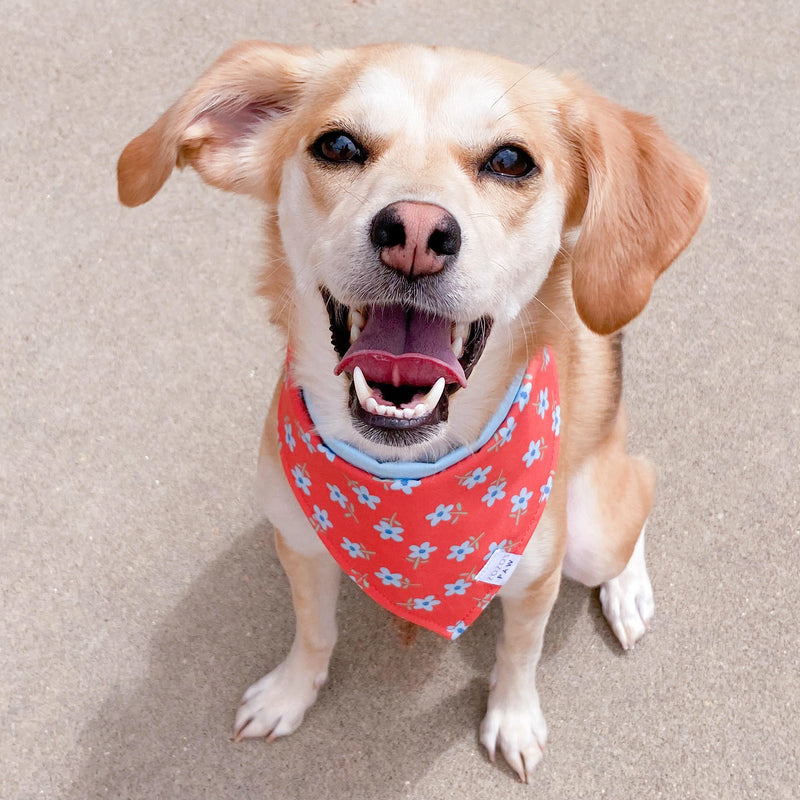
(563, 78, 709, 335)
(117, 41, 313, 207)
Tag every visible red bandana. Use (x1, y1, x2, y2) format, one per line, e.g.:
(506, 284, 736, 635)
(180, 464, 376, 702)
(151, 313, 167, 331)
(278, 348, 560, 640)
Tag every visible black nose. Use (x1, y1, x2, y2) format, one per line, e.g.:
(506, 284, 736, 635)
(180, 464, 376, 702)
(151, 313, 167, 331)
(369, 201, 461, 277)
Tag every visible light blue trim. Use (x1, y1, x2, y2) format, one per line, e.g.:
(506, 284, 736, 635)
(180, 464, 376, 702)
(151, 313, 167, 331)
(302, 369, 525, 480)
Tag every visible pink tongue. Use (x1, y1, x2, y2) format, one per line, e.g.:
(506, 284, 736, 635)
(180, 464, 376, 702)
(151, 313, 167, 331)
(334, 305, 466, 388)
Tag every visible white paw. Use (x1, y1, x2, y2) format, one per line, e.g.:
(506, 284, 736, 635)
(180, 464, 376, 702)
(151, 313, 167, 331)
(480, 688, 547, 783)
(600, 529, 653, 650)
(233, 659, 326, 742)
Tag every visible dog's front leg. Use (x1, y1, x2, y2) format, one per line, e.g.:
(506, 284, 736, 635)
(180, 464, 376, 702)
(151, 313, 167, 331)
(234, 530, 340, 741)
(480, 567, 561, 782)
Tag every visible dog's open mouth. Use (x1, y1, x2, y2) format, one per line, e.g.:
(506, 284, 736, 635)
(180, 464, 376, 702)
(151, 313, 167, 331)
(322, 290, 492, 439)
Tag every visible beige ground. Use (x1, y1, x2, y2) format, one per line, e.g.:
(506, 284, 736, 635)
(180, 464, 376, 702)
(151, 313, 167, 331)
(3, 1, 798, 798)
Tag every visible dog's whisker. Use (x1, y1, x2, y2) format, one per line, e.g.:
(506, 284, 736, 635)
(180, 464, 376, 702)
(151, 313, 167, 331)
(496, 100, 547, 122)
(531, 293, 570, 331)
(490, 66, 539, 111)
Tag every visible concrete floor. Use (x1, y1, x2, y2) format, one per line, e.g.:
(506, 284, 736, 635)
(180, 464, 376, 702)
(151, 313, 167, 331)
(3, 1, 798, 797)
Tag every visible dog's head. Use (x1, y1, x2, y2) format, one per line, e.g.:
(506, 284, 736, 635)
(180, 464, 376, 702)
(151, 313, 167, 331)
(119, 42, 707, 459)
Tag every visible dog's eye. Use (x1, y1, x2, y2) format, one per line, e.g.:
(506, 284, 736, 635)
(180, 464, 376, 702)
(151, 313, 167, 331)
(312, 131, 367, 164)
(483, 146, 537, 179)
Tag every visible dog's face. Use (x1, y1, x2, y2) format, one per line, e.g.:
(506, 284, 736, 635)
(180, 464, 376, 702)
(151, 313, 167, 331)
(119, 43, 707, 459)
(276, 48, 577, 456)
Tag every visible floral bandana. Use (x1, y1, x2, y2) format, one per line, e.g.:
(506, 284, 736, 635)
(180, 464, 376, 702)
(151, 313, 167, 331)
(278, 348, 560, 640)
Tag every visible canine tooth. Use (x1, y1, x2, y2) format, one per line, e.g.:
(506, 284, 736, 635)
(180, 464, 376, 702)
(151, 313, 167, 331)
(349, 309, 365, 329)
(451, 335, 464, 357)
(350, 324, 361, 343)
(453, 321, 469, 343)
(353, 367, 371, 406)
(422, 378, 446, 412)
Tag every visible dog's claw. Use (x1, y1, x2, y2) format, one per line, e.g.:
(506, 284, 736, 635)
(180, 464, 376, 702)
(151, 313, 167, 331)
(233, 716, 255, 743)
(265, 716, 282, 742)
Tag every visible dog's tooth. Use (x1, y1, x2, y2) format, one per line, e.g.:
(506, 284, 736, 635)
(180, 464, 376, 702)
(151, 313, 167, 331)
(453, 321, 469, 343)
(349, 309, 365, 329)
(365, 397, 379, 414)
(403, 407, 416, 419)
(348, 309, 366, 345)
(353, 367, 371, 406)
(422, 378, 446, 412)
(451, 335, 464, 357)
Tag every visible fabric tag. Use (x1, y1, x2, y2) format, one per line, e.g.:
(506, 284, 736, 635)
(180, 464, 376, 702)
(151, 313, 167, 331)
(475, 549, 522, 586)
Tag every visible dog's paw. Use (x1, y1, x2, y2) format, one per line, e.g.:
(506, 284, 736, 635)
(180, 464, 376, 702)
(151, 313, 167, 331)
(479, 689, 547, 783)
(600, 534, 654, 650)
(233, 659, 326, 742)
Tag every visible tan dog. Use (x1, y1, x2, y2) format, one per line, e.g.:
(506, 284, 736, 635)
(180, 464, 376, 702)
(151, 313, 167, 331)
(118, 42, 707, 782)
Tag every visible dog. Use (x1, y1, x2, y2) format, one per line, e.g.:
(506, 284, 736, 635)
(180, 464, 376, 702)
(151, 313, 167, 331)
(118, 41, 707, 782)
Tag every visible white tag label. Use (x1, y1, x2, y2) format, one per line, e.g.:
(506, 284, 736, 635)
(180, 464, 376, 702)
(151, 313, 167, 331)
(475, 549, 522, 586)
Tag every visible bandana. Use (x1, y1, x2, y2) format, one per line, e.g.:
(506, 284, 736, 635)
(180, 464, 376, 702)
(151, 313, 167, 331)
(278, 348, 560, 640)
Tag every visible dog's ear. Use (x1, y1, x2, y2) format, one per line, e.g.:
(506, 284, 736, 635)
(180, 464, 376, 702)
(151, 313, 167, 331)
(117, 41, 313, 207)
(562, 78, 708, 335)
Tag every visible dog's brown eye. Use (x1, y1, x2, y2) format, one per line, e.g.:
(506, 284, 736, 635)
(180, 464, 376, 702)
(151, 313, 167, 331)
(483, 146, 537, 179)
(312, 131, 366, 164)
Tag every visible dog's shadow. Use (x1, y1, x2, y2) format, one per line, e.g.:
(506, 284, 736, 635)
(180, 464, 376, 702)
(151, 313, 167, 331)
(71, 522, 604, 799)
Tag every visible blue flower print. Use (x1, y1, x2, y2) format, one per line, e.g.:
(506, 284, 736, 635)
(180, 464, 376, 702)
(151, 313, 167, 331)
(426, 503, 454, 526)
(484, 539, 510, 561)
(374, 567, 403, 588)
(327, 483, 347, 508)
(498, 416, 516, 445)
(536, 388, 549, 418)
(462, 466, 491, 489)
(552, 404, 561, 436)
(511, 487, 534, 515)
(540, 474, 553, 503)
(447, 540, 476, 562)
(408, 541, 437, 567)
(311, 505, 332, 532)
(413, 595, 441, 612)
(284, 423, 296, 452)
(390, 478, 421, 494)
(374, 517, 404, 542)
(482, 479, 507, 507)
(341, 537, 366, 559)
(447, 620, 467, 640)
(317, 443, 336, 462)
(291, 465, 311, 495)
(301, 430, 315, 454)
(353, 484, 380, 509)
(523, 438, 544, 468)
(515, 380, 532, 412)
(444, 578, 472, 596)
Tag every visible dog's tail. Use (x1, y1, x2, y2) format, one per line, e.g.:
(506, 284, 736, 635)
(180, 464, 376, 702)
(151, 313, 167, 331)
(392, 617, 420, 649)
